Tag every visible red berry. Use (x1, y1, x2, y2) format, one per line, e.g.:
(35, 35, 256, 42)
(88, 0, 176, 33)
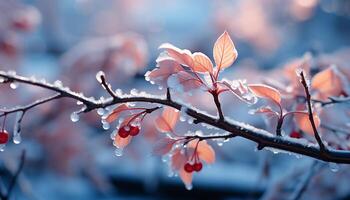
(184, 163, 193, 173)
(290, 131, 301, 139)
(193, 162, 203, 172)
(0, 130, 9, 144)
(118, 126, 129, 138)
(129, 125, 140, 136)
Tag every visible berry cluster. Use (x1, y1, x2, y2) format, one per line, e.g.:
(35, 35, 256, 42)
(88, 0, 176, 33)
(0, 130, 9, 144)
(118, 125, 140, 138)
(184, 162, 203, 173)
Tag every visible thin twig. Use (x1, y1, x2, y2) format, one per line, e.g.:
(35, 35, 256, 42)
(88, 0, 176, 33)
(99, 73, 117, 98)
(289, 161, 323, 200)
(0, 93, 62, 117)
(299, 71, 326, 152)
(2, 71, 350, 163)
(1, 150, 26, 200)
(166, 88, 171, 101)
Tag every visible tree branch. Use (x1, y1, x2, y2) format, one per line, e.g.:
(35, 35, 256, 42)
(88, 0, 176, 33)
(0, 93, 62, 117)
(2, 71, 350, 163)
(299, 71, 326, 152)
(211, 92, 224, 121)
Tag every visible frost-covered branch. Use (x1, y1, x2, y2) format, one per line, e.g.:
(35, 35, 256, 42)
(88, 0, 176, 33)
(2, 71, 350, 163)
(299, 71, 326, 152)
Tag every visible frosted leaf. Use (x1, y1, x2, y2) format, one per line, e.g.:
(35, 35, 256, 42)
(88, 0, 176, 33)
(76, 101, 83, 105)
(0, 77, 5, 83)
(70, 112, 80, 122)
(114, 147, 123, 157)
(329, 162, 339, 172)
(97, 108, 105, 116)
(96, 71, 105, 83)
(10, 82, 18, 89)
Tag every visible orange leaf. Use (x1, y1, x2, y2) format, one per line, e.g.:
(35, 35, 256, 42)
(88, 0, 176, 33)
(193, 52, 213, 74)
(159, 43, 194, 69)
(179, 167, 193, 188)
(213, 31, 238, 70)
(171, 149, 187, 170)
(155, 107, 179, 133)
(114, 134, 133, 149)
(311, 66, 344, 98)
(189, 140, 215, 164)
(294, 112, 321, 135)
(167, 71, 204, 92)
(145, 57, 184, 86)
(152, 137, 176, 155)
(105, 104, 130, 123)
(248, 84, 282, 105)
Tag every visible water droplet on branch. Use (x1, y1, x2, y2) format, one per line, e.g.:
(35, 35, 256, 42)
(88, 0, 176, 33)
(70, 112, 79, 122)
(10, 82, 18, 89)
(114, 148, 123, 157)
(329, 162, 339, 172)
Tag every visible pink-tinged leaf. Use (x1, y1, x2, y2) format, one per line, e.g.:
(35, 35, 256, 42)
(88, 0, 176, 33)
(250, 107, 279, 116)
(311, 66, 344, 97)
(114, 134, 132, 149)
(189, 140, 215, 164)
(179, 167, 193, 188)
(193, 52, 213, 74)
(159, 43, 194, 69)
(155, 107, 179, 133)
(248, 84, 282, 105)
(171, 149, 187, 170)
(105, 104, 130, 123)
(168, 71, 204, 92)
(294, 112, 321, 135)
(152, 137, 176, 155)
(219, 80, 257, 104)
(145, 57, 184, 86)
(213, 31, 238, 70)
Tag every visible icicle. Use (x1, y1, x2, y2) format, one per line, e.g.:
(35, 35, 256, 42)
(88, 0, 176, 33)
(13, 111, 23, 144)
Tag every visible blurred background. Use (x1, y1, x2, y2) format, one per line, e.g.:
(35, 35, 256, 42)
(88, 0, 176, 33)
(1, 0, 350, 199)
